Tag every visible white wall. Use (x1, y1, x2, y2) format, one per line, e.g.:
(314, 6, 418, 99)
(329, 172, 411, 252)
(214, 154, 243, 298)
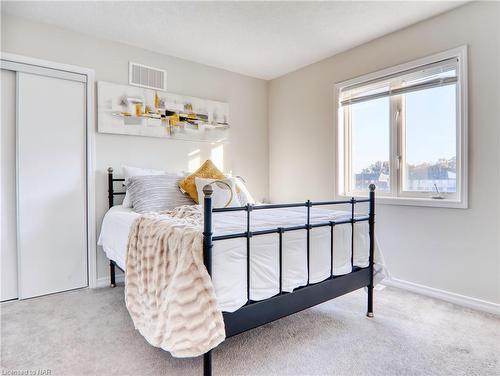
(269, 2, 500, 305)
(1, 15, 269, 281)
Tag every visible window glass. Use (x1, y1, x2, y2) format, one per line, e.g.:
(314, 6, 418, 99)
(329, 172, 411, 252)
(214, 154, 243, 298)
(403, 84, 457, 193)
(350, 97, 390, 192)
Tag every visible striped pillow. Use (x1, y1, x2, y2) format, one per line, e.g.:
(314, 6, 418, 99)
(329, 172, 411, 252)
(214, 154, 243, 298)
(126, 174, 194, 214)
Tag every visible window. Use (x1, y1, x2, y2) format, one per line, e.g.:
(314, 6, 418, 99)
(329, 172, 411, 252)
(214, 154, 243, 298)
(336, 47, 467, 208)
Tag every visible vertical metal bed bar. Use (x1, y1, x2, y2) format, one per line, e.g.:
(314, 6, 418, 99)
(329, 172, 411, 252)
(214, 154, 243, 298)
(246, 204, 252, 303)
(278, 228, 283, 294)
(329, 221, 335, 278)
(108, 167, 116, 288)
(367, 184, 376, 317)
(202, 185, 214, 376)
(350, 197, 355, 268)
(108, 167, 114, 208)
(306, 200, 311, 285)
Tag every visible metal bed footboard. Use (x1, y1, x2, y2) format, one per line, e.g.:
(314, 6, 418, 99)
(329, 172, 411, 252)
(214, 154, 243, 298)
(201, 184, 376, 376)
(106, 167, 376, 376)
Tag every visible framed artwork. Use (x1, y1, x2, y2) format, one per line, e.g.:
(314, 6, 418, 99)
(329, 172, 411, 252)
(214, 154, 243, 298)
(97, 81, 230, 142)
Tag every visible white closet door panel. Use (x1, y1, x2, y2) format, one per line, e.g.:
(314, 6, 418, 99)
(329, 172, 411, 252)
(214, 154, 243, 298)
(1, 69, 18, 301)
(17, 72, 87, 299)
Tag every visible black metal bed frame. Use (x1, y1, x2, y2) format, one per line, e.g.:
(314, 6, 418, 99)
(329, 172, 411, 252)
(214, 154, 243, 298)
(106, 167, 376, 376)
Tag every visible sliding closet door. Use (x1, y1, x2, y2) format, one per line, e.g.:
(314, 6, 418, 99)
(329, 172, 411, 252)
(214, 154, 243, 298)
(1, 69, 18, 301)
(17, 72, 87, 299)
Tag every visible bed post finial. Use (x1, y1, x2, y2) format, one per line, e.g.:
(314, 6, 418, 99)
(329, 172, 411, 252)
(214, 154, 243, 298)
(203, 184, 214, 197)
(369, 183, 376, 192)
(108, 167, 114, 173)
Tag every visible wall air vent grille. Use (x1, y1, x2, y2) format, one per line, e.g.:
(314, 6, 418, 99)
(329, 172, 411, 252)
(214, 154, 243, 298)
(129, 62, 166, 91)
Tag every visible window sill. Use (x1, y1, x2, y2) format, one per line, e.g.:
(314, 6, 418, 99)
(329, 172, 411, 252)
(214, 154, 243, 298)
(338, 194, 467, 209)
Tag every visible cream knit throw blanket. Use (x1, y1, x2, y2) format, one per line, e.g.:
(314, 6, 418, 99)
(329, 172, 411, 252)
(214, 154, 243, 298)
(125, 205, 225, 358)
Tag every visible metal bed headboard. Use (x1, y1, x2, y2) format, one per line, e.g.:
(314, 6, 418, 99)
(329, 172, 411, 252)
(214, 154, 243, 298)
(107, 167, 125, 208)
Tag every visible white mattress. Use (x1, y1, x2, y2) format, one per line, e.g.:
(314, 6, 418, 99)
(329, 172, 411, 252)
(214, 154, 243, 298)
(98, 205, 379, 312)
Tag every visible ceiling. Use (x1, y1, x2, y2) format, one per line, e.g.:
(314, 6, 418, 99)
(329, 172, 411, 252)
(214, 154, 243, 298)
(2, 1, 466, 80)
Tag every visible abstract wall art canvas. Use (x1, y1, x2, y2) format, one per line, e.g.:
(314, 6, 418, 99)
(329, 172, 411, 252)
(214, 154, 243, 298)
(97, 81, 230, 142)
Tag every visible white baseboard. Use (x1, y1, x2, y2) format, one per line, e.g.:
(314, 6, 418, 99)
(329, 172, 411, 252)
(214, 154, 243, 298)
(95, 273, 125, 288)
(383, 278, 500, 316)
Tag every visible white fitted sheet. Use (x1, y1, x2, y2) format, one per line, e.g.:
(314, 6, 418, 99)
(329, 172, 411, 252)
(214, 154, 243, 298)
(98, 205, 381, 312)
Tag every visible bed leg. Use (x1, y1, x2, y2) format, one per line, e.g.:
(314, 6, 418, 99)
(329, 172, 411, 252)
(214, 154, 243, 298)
(367, 286, 374, 317)
(203, 350, 212, 376)
(367, 184, 375, 318)
(110, 260, 116, 288)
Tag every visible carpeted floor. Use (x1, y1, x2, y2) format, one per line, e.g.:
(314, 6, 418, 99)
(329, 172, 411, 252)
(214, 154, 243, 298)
(1, 285, 499, 376)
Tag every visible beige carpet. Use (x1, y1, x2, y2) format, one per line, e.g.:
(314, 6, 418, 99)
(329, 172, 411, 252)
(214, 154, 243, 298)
(1, 285, 499, 376)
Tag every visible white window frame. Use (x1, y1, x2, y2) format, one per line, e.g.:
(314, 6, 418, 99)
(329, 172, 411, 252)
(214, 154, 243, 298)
(335, 46, 468, 209)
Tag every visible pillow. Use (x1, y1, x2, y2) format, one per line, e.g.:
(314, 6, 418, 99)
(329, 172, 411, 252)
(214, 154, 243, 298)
(127, 174, 194, 214)
(178, 160, 226, 203)
(121, 165, 165, 207)
(234, 178, 255, 206)
(195, 177, 241, 208)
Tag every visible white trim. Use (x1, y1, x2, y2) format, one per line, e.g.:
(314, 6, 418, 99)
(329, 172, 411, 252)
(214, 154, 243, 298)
(338, 194, 467, 209)
(1, 53, 94, 80)
(383, 277, 500, 316)
(1, 60, 86, 82)
(15, 72, 21, 299)
(96, 274, 125, 288)
(334, 46, 468, 209)
(86, 71, 97, 289)
(335, 46, 467, 91)
(1, 52, 97, 289)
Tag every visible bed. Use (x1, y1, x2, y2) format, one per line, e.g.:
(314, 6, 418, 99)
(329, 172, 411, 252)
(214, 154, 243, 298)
(100, 167, 382, 375)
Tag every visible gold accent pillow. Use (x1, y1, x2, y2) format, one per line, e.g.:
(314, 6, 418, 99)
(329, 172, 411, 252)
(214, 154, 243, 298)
(179, 160, 226, 203)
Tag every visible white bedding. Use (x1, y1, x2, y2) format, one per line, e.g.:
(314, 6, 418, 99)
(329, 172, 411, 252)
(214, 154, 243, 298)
(98, 205, 384, 312)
